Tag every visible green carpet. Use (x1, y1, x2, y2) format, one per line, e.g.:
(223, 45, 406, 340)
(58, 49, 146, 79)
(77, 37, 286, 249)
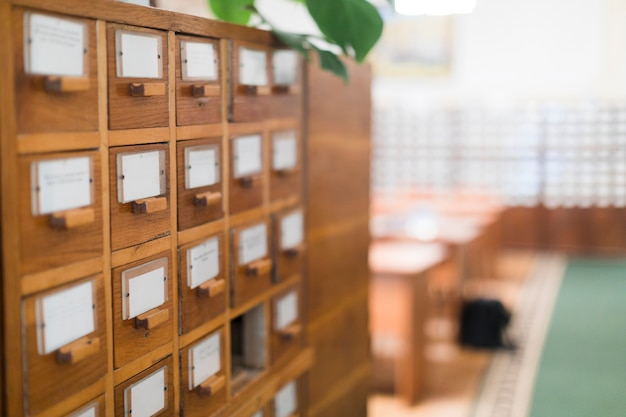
(529, 258, 626, 417)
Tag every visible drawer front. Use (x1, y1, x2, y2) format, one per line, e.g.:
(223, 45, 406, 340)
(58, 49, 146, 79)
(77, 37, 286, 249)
(177, 138, 224, 230)
(23, 275, 107, 416)
(19, 150, 103, 275)
(272, 208, 305, 283)
(272, 379, 301, 417)
(67, 395, 106, 417)
(14, 9, 98, 135)
(270, 286, 302, 365)
(179, 233, 227, 334)
(112, 252, 173, 368)
(229, 133, 264, 214)
(270, 129, 302, 202)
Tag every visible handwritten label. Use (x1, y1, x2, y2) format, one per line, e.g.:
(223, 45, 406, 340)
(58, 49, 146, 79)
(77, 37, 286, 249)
(275, 291, 298, 331)
(272, 131, 297, 171)
(32, 156, 92, 215)
(116, 30, 162, 78)
(189, 332, 221, 389)
(274, 381, 297, 417)
(233, 135, 262, 178)
(239, 223, 267, 265)
(117, 150, 165, 203)
(239, 47, 268, 86)
(281, 210, 304, 250)
(125, 367, 167, 417)
(69, 403, 97, 417)
(36, 280, 95, 355)
(185, 146, 219, 189)
(25, 13, 86, 77)
(122, 259, 167, 320)
(187, 237, 219, 289)
(181, 41, 217, 81)
(273, 50, 298, 86)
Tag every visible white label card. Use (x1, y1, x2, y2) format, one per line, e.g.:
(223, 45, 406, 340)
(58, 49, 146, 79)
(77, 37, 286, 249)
(233, 135, 262, 178)
(189, 332, 221, 390)
(239, 223, 267, 265)
(122, 259, 168, 320)
(281, 210, 304, 250)
(25, 13, 86, 77)
(69, 403, 97, 417)
(239, 47, 268, 86)
(116, 30, 162, 78)
(272, 131, 297, 171)
(185, 146, 219, 189)
(36, 280, 95, 355)
(124, 367, 167, 417)
(32, 156, 92, 216)
(181, 41, 218, 81)
(274, 381, 297, 417)
(187, 237, 220, 289)
(251, 412, 263, 417)
(273, 50, 298, 86)
(117, 150, 165, 203)
(275, 291, 298, 331)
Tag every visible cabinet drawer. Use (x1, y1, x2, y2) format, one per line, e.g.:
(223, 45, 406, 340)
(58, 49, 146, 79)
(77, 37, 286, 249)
(23, 275, 107, 416)
(270, 129, 302, 202)
(67, 395, 106, 417)
(109, 144, 171, 251)
(14, 9, 98, 135)
(177, 138, 224, 230)
(272, 208, 305, 283)
(112, 252, 173, 368)
(19, 150, 103, 275)
(230, 133, 264, 214)
(272, 378, 301, 417)
(107, 24, 169, 130)
(179, 233, 226, 334)
(175, 35, 222, 126)
(270, 287, 302, 365)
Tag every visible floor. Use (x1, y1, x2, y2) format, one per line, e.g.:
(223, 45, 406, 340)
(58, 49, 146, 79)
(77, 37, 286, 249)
(368, 250, 535, 417)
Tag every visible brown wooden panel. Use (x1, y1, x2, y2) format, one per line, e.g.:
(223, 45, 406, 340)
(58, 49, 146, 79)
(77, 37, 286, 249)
(308, 374, 369, 417)
(112, 252, 173, 368)
(109, 144, 171, 251)
(269, 129, 302, 203)
(500, 206, 541, 248)
(13, 8, 99, 135)
(18, 150, 103, 275)
(179, 233, 227, 334)
(175, 34, 222, 126)
(270, 285, 303, 366)
(23, 275, 107, 416)
(177, 138, 224, 231)
(586, 206, 626, 254)
(541, 205, 586, 253)
(272, 207, 304, 284)
(107, 23, 169, 130)
(180, 329, 227, 417)
(229, 134, 264, 215)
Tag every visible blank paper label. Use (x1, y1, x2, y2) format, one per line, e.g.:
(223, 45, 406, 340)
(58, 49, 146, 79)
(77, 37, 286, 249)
(36, 280, 95, 355)
(122, 260, 167, 320)
(239, 47, 268, 86)
(185, 146, 218, 189)
(251, 412, 263, 417)
(117, 150, 165, 203)
(273, 132, 297, 171)
(239, 223, 267, 265)
(274, 381, 297, 417)
(125, 367, 166, 417)
(116, 31, 162, 78)
(280, 210, 304, 250)
(275, 291, 298, 330)
(32, 156, 92, 215)
(187, 237, 219, 289)
(273, 50, 298, 86)
(69, 403, 97, 417)
(189, 332, 221, 389)
(25, 13, 86, 77)
(233, 135, 262, 178)
(181, 41, 217, 81)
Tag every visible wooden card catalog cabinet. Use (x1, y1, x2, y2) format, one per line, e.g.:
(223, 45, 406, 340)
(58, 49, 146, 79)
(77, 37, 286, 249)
(177, 138, 224, 230)
(107, 25, 168, 130)
(19, 151, 102, 274)
(68, 396, 106, 417)
(231, 221, 272, 307)
(112, 254, 173, 368)
(114, 357, 174, 417)
(231, 43, 270, 122)
(23, 276, 107, 415)
(230, 134, 264, 214)
(273, 380, 299, 417)
(271, 288, 302, 365)
(268, 49, 301, 119)
(179, 234, 226, 334)
(273, 208, 304, 283)
(176, 36, 221, 126)
(180, 330, 227, 416)
(230, 304, 267, 393)
(14, 9, 98, 135)
(270, 130, 301, 201)
(110, 145, 170, 251)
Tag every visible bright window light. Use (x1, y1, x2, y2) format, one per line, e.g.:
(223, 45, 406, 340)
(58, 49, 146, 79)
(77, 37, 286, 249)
(394, 0, 477, 16)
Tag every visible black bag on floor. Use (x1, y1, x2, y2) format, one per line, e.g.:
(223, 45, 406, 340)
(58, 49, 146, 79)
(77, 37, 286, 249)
(460, 298, 511, 348)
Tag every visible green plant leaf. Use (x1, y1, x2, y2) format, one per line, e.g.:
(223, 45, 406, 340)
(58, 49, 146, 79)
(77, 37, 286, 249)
(208, 0, 254, 25)
(311, 45, 348, 82)
(306, 0, 383, 63)
(273, 30, 311, 59)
